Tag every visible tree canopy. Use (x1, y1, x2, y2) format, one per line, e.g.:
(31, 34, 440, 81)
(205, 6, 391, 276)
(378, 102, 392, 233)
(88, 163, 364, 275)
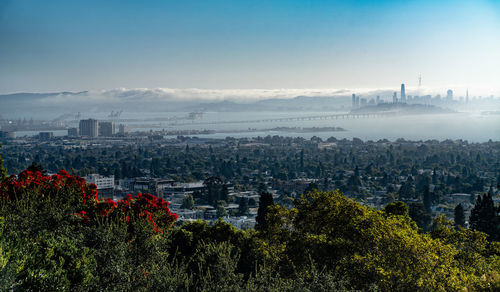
(0, 168, 498, 290)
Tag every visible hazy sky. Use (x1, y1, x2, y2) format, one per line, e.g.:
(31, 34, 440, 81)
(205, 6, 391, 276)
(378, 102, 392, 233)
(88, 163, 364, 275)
(1, 0, 500, 95)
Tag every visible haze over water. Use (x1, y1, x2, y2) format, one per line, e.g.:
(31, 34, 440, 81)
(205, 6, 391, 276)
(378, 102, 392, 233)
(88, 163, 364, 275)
(13, 111, 499, 143)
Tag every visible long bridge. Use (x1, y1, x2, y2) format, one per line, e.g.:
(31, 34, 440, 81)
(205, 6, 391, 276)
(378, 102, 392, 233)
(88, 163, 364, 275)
(169, 112, 395, 126)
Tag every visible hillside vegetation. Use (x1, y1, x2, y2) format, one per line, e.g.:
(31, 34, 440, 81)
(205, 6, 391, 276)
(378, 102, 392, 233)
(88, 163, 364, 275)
(0, 169, 498, 291)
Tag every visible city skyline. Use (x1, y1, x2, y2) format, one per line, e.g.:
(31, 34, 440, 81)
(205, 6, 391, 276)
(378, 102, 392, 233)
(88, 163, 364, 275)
(1, 0, 500, 94)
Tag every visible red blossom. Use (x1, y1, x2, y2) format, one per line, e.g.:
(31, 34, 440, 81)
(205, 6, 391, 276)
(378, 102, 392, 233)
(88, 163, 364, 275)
(0, 169, 177, 233)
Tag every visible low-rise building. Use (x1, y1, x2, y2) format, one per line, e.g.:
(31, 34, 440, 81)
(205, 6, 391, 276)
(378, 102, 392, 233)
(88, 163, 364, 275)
(223, 216, 256, 230)
(86, 174, 115, 198)
(67, 128, 79, 137)
(133, 178, 175, 195)
(39, 132, 54, 140)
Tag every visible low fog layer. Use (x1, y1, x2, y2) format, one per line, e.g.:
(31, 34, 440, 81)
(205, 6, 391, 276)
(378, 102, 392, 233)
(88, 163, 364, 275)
(0, 87, 496, 119)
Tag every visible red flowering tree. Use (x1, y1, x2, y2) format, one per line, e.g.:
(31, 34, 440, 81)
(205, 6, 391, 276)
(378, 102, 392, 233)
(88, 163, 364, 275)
(0, 169, 177, 233)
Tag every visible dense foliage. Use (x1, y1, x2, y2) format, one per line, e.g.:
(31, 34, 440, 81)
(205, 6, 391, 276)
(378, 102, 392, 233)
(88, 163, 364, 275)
(0, 145, 6, 180)
(0, 169, 498, 290)
(2, 138, 498, 199)
(470, 193, 500, 241)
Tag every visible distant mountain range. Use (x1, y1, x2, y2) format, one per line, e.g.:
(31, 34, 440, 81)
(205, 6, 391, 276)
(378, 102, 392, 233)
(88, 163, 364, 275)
(0, 90, 355, 119)
(0, 88, 447, 119)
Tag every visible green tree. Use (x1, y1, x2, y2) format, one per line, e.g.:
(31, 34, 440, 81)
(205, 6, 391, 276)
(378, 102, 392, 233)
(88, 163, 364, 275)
(248, 198, 257, 207)
(256, 192, 274, 230)
(181, 194, 194, 209)
(0, 145, 6, 180)
(384, 201, 409, 216)
(216, 201, 227, 218)
(409, 203, 432, 232)
(469, 193, 499, 241)
(264, 190, 497, 291)
(237, 198, 248, 216)
(423, 185, 432, 213)
(304, 182, 319, 194)
(454, 203, 465, 227)
(26, 162, 47, 175)
(398, 181, 415, 201)
(204, 176, 227, 206)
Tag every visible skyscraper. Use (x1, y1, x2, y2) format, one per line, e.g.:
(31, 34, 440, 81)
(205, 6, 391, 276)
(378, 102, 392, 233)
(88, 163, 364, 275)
(446, 89, 453, 101)
(466, 89, 469, 103)
(400, 84, 406, 103)
(393, 92, 398, 103)
(118, 124, 129, 135)
(352, 94, 356, 109)
(79, 119, 99, 137)
(99, 122, 115, 137)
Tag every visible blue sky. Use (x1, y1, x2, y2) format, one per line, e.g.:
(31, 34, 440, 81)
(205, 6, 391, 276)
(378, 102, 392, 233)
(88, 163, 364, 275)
(1, 0, 499, 95)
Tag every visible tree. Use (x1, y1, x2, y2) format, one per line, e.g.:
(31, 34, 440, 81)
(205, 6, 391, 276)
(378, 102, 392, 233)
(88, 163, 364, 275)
(204, 176, 226, 207)
(256, 192, 274, 230)
(423, 185, 432, 213)
(409, 203, 432, 232)
(300, 149, 304, 171)
(181, 194, 194, 209)
(398, 181, 415, 201)
(384, 201, 409, 216)
(469, 193, 499, 241)
(237, 198, 248, 216)
(0, 144, 6, 180)
(216, 201, 227, 218)
(454, 204, 465, 227)
(304, 182, 319, 194)
(248, 198, 257, 207)
(26, 162, 47, 175)
(258, 183, 267, 194)
(264, 190, 498, 291)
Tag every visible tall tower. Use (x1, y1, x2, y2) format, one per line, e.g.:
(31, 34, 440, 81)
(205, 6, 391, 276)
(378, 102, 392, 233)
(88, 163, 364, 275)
(466, 89, 469, 103)
(446, 89, 453, 101)
(418, 74, 422, 87)
(79, 119, 99, 137)
(393, 92, 398, 103)
(352, 94, 356, 109)
(401, 84, 406, 103)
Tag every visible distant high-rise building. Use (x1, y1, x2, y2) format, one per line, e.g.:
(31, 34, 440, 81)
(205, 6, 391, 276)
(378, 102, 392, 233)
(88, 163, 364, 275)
(68, 127, 79, 137)
(393, 92, 398, 103)
(446, 89, 453, 101)
(118, 124, 129, 135)
(352, 94, 356, 109)
(466, 89, 469, 103)
(39, 132, 54, 140)
(355, 95, 360, 108)
(401, 84, 406, 103)
(79, 119, 99, 137)
(376, 95, 380, 104)
(0, 131, 16, 139)
(99, 122, 115, 137)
